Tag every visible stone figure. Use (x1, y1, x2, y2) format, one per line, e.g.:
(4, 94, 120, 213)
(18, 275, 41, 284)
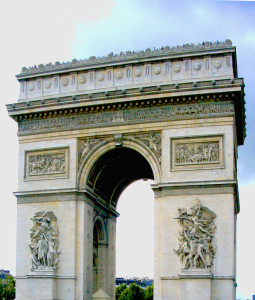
(175, 142, 219, 165)
(78, 138, 104, 166)
(174, 199, 216, 270)
(136, 133, 161, 163)
(29, 211, 60, 271)
(28, 153, 66, 176)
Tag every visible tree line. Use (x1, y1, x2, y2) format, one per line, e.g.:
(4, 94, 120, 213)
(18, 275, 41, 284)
(0, 276, 15, 300)
(116, 283, 153, 300)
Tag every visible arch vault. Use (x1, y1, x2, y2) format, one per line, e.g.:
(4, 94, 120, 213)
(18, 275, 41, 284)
(7, 40, 245, 299)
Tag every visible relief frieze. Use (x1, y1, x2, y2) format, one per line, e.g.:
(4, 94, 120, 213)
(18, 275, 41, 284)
(25, 148, 69, 180)
(175, 141, 220, 165)
(171, 136, 223, 171)
(18, 102, 234, 135)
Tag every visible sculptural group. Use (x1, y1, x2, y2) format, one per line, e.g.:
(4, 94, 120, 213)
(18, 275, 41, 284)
(29, 211, 60, 271)
(175, 200, 216, 270)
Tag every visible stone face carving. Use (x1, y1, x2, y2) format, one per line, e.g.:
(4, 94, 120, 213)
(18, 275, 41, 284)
(175, 141, 219, 165)
(214, 60, 222, 69)
(97, 73, 104, 82)
(134, 68, 142, 77)
(175, 199, 217, 270)
(154, 66, 161, 75)
(116, 70, 123, 79)
(193, 62, 202, 71)
(29, 211, 60, 271)
(44, 80, 52, 89)
(62, 77, 69, 86)
(18, 102, 234, 135)
(25, 148, 68, 179)
(28, 83, 35, 91)
(79, 75, 86, 84)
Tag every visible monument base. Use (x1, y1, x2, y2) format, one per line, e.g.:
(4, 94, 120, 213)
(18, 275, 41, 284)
(27, 268, 56, 300)
(179, 268, 212, 300)
(179, 268, 213, 278)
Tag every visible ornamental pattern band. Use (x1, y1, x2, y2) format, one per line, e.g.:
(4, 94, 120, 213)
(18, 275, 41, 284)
(18, 101, 234, 134)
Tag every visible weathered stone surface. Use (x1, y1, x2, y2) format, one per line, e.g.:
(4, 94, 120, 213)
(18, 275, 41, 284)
(8, 41, 244, 300)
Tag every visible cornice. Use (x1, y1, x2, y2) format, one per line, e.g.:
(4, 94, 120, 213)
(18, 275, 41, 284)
(7, 78, 243, 116)
(17, 40, 234, 79)
(152, 179, 240, 213)
(6, 78, 246, 145)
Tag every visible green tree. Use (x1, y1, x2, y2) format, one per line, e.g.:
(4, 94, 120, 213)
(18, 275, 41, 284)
(118, 283, 145, 300)
(116, 284, 128, 300)
(144, 285, 153, 300)
(0, 276, 15, 300)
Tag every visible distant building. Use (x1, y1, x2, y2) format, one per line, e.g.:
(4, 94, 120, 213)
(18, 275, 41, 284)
(116, 277, 153, 287)
(0, 269, 11, 279)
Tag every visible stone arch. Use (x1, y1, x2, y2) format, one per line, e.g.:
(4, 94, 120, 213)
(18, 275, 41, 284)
(78, 136, 161, 204)
(93, 215, 107, 245)
(93, 216, 108, 294)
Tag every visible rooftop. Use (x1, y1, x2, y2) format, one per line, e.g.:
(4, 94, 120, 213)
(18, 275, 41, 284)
(17, 39, 233, 78)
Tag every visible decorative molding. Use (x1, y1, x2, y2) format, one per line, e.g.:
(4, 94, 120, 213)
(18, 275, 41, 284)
(25, 148, 69, 180)
(174, 199, 217, 271)
(18, 101, 234, 135)
(18, 40, 232, 76)
(171, 135, 224, 171)
(78, 132, 161, 170)
(29, 211, 60, 272)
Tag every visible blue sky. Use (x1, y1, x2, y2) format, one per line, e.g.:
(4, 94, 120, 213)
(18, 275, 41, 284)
(0, 0, 254, 298)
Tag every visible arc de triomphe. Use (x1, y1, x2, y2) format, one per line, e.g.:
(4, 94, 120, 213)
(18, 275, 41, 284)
(7, 40, 245, 300)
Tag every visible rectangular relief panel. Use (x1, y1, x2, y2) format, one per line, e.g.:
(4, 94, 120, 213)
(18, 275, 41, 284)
(24, 147, 69, 180)
(170, 135, 224, 171)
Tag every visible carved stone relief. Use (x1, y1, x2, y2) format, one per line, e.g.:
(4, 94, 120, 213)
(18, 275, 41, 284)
(19, 102, 234, 135)
(133, 132, 161, 163)
(174, 199, 216, 270)
(29, 211, 60, 271)
(25, 148, 69, 180)
(78, 132, 161, 171)
(176, 141, 219, 164)
(171, 135, 223, 171)
(78, 138, 105, 167)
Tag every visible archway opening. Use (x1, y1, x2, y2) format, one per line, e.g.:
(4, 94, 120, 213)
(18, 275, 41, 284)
(88, 147, 155, 295)
(87, 147, 154, 207)
(116, 179, 154, 280)
(93, 218, 107, 293)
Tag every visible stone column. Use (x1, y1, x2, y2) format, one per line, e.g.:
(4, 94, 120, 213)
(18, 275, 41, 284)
(106, 217, 117, 299)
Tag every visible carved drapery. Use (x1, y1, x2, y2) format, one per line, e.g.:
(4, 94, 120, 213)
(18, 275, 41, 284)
(29, 211, 60, 271)
(175, 199, 216, 270)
